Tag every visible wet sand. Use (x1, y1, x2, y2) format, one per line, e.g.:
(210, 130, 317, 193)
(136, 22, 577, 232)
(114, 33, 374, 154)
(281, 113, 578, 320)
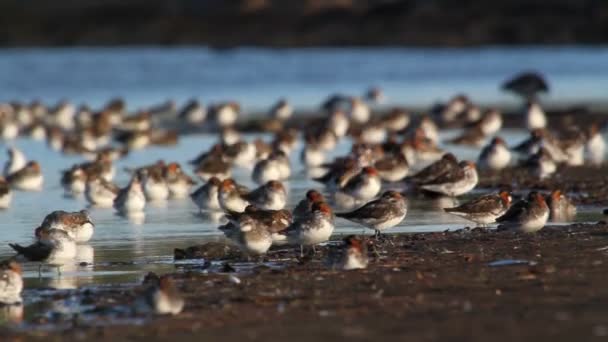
(4, 221, 608, 340)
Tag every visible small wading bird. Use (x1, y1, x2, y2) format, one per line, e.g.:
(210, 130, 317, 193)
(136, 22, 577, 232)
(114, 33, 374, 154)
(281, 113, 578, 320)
(336, 191, 407, 238)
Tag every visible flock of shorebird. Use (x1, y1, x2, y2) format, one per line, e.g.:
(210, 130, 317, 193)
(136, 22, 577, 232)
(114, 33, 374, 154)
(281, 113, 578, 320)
(0, 71, 603, 315)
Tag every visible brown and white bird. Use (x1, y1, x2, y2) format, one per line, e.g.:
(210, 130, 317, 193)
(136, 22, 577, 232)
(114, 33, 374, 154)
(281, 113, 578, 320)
(219, 213, 274, 255)
(140, 168, 169, 202)
(336, 191, 407, 236)
(328, 235, 369, 270)
(223, 205, 292, 251)
(139, 274, 184, 315)
(7, 161, 43, 191)
(269, 98, 293, 121)
(406, 153, 459, 185)
(293, 190, 325, 220)
(525, 100, 547, 130)
(523, 147, 556, 179)
(448, 126, 486, 147)
(194, 156, 232, 181)
(85, 174, 119, 207)
(163, 162, 196, 199)
(244, 180, 287, 210)
(190, 177, 222, 211)
(252, 150, 290, 184)
(444, 190, 512, 226)
(419, 161, 478, 197)
(374, 154, 409, 182)
(211, 102, 240, 128)
(546, 189, 577, 222)
(478, 137, 511, 171)
(39, 210, 95, 243)
(284, 202, 335, 251)
(0, 260, 23, 305)
(218, 179, 250, 213)
(60, 166, 88, 196)
(496, 191, 549, 233)
(338, 166, 382, 202)
(114, 175, 146, 214)
(3, 147, 27, 177)
(10, 228, 77, 266)
(586, 123, 605, 165)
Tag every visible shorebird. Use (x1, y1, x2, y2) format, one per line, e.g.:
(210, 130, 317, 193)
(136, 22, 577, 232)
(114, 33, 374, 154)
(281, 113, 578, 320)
(114, 175, 146, 214)
(10, 228, 77, 274)
(284, 202, 334, 255)
(419, 161, 478, 197)
(328, 235, 369, 270)
(524, 100, 547, 131)
(524, 147, 556, 179)
(223, 141, 257, 168)
(476, 109, 503, 136)
(195, 156, 232, 181)
(220, 218, 273, 256)
(546, 189, 577, 222)
(444, 190, 512, 226)
(40, 210, 95, 243)
(381, 108, 410, 132)
(0, 260, 23, 305)
(406, 153, 459, 184)
(178, 99, 206, 125)
(336, 191, 407, 237)
(252, 151, 290, 184)
(348, 97, 371, 124)
(496, 191, 549, 232)
(139, 274, 184, 315)
(502, 71, 549, 101)
(164, 162, 196, 198)
(478, 137, 511, 171)
(326, 110, 349, 138)
(218, 178, 250, 213)
(221, 206, 291, 255)
(293, 190, 325, 220)
(374, 154, 409, 182)
(7, 161, 43, 191)
(338, 166, 382, 202)
(190, 177, 222, 211)
(301, 141, 326, 168)
(244, 180, 287, 211)
(586, 123, 606, 165)
(85, 173, 119, 207)
(269, 98, 293, 121)
(3, 147, 26, 177)
(211, 102, 240, 127)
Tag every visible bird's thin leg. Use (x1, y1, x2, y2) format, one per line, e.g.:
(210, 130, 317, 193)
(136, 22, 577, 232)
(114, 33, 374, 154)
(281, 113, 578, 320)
(312, 245, 317, 255)
(56, 266, 62, 277)
(299, 245, 304, 258)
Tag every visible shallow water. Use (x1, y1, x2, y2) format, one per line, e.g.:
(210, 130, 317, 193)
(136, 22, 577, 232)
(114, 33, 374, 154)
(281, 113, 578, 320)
(0, 129, 602, 290)
(0, 47, 608, 110)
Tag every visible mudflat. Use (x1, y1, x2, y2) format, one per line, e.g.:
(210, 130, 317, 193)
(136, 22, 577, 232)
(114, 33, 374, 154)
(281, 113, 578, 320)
(6, 221, 608, 341)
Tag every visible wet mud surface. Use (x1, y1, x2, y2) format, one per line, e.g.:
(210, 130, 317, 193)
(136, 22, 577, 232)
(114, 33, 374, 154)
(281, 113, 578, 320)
(4, 222, 608, 341)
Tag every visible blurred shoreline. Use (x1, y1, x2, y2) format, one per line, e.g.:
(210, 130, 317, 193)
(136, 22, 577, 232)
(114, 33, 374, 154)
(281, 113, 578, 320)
(0, 0, 606, 47)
